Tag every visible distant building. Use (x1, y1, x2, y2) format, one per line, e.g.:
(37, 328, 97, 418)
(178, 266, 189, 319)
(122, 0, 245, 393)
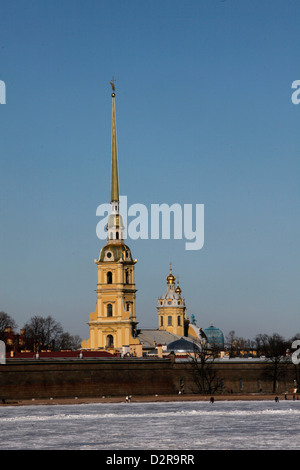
(157, 266, 188, 337)
(204, 323, 225, 349)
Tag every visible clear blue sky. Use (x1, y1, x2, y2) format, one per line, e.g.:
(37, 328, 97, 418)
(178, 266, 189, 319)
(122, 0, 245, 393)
(0, 0, 299, 342)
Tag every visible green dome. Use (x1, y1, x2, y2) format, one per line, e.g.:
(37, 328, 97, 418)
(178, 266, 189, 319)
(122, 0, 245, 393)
(203, 325, 224, 348)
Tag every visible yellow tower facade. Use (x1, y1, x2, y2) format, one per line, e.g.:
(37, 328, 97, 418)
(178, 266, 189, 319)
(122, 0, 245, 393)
(82, 81, 141, 353)
(157, 265, 188, 336)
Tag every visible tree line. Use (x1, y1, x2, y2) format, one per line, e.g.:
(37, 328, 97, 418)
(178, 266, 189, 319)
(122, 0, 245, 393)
(189, 330, 300, 395)
(0, 311, 82, 352)
(225, 329, 300, 358)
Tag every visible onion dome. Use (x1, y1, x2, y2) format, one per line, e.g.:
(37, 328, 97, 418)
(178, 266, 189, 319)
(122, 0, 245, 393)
(167, 267, 175, 285)
(175, 278, 181, 295)
(175, 285, 181, 294)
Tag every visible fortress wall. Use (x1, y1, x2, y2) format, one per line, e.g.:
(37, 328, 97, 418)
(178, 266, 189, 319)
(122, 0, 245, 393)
(0, 358, 176, 400)
(0, 358, 296, 400)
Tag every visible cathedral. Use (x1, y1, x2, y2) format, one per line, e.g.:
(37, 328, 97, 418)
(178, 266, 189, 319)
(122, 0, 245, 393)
(81, 82, 218, 356)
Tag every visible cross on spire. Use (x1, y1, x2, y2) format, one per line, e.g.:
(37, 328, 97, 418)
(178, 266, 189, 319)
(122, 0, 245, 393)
(110, 76, 116, 93)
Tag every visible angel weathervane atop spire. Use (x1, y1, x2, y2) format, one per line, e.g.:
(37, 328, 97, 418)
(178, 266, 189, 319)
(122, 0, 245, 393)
(110, 76, 116, 96)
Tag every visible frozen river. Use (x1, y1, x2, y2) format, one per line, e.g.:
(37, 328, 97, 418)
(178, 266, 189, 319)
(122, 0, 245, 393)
(0, 399, 299, 450)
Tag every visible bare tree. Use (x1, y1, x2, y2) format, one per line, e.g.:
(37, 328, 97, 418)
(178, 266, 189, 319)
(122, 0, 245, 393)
(188, 343, 223, 395)
(0, 311, 18, 340)
(23, 315, 64, 352)
(57, 332, 82, 350)
(225, 330, 252, 357)
(255, 333, 290, 393)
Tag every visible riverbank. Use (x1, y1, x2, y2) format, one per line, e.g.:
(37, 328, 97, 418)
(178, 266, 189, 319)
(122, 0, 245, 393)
(1, 392, 297, 406)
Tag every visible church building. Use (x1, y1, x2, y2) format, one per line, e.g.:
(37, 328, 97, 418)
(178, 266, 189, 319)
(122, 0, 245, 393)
(81, 81, 141, 353)
(82, 81, 214, 356)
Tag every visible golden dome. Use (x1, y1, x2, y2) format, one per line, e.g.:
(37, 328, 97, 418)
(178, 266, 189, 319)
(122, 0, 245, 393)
(167, 269, 175, 284)
(175, 285, 181, 294)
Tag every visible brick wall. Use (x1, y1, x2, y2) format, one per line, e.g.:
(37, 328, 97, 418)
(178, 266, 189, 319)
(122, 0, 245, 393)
(0, 358, 297, 400)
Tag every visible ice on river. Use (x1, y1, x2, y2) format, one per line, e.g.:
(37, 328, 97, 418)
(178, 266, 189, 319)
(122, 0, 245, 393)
(0, 399, 299, 450)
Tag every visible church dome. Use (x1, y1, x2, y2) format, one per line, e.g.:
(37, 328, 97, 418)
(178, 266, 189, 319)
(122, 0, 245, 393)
(166, 337, 201, 353)
(167, 272, 175, 284)
(99, 242, 133, 262)
(175, 285, 181, 294)
(160, 291, 180, 300)
(203, 324, 224, 348)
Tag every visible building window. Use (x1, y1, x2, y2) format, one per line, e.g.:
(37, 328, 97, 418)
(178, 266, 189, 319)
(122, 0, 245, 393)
(177, 316, 181, 326)
(107, 271, 112, 284)
(107, 304, 113, 317)
(168, 316, 172, 326)
(126, 302, 130, 312)
(160, 316, 163, 327)
(126, 270, 129, 284)
(106, 335, 113, 347)
(116, 231, 119, 239)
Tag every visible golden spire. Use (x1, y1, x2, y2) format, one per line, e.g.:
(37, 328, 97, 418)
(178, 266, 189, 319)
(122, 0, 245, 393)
(110, 77, 119, 203)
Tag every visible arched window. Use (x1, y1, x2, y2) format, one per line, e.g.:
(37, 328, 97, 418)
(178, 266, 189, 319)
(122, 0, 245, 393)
(107, 271, 112, 284)
(116, 231, 119, 239)
(107, 304, 113, 317)
(106, 335, 114, 347)
(177, 316, 181, 326)
(126, 270, 129, 284)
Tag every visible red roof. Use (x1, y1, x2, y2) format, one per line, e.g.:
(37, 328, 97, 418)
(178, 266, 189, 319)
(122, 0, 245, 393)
(8, 350, 118, 358)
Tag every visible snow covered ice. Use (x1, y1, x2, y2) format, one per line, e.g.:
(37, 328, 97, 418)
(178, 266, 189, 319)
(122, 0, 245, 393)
(0, 400, 299, 450)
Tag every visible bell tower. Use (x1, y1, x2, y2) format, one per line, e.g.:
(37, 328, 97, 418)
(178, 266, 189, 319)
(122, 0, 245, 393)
(157, 264, 189, 336)
(82, 80, 140, 352)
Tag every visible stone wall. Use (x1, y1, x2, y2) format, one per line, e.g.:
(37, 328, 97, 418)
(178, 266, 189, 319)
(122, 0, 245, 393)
(0, 357, 297, 400)
(175, 359, 296, 394)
